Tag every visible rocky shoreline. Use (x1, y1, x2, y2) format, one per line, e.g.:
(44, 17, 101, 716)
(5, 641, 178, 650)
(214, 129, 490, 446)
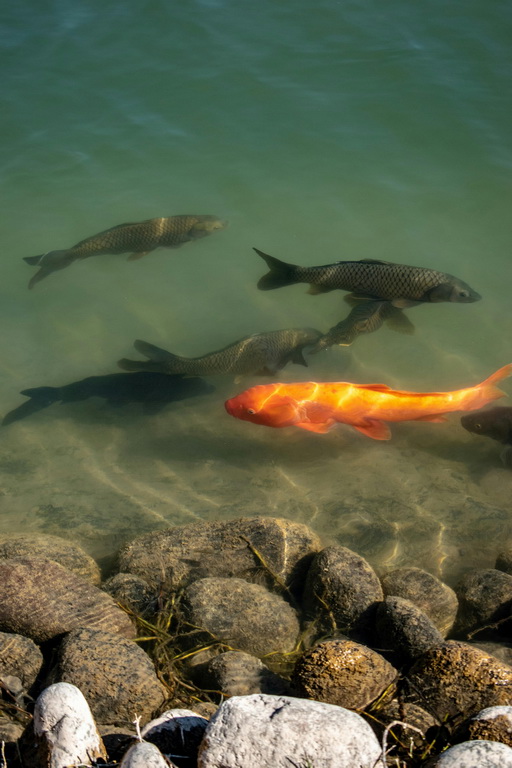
(1, 518, 512, 767)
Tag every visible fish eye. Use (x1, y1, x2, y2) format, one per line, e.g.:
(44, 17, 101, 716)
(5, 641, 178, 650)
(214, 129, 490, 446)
(473, 422, 482, 430)
(458, 290, 469, 298)
(247, 408, 256, 415)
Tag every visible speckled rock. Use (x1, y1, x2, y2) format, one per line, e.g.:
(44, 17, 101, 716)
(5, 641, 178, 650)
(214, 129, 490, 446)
(408, 642, 512, 722)
(376, 596, 444, 664)
(466, 705, 512, 746)
(141, 709, 208, 768)
(496, 547, 512, 575)
(0, 630, 43, 690)
(380, 566, 458, 636)
(200, 651, 290, 698)
(102, 573, 156, 616)
(303, 545, 383, 637)
(120, 741, 173, 768)
(33, 682, 107, 768)
(453, 568, 512, 637)
(0, 533, 101, 584)
(0, 557, 135, 642)
(0, 716, 24, 743)
(119, 516, 321, 596)
(197, 693, 381, 768)
(292, 639, 397, 710)
(470, 640, 512, 667)
(376, 700, 439, 749)
(426, 739, 512, 767)
(47, 627, 166, 726)
(181, 577, 300, 657)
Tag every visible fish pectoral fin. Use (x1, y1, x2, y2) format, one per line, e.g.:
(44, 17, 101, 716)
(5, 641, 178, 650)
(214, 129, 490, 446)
(290, 349, 308, 367)
(353, 420, 392, 440)
(127, 251, 150, 261)
(413, 414, 449, 423)
(344, 293, 380, 304)
(391, 298, 422, 308)
(295, 420, 336, 434)
(385, 309, 416, 335)
(307, 284, 333, 295)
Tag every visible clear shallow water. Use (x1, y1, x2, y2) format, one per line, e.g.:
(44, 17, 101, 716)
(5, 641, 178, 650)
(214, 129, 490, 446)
(1, 0, 511, 582)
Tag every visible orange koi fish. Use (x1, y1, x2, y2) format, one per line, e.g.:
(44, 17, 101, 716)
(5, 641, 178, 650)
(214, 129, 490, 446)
(225, 364, 512, 440)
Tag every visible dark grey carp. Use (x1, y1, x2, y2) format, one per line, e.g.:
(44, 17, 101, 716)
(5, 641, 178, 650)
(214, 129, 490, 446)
(118, 328, 323, 377)
(24, 215, 227, 288)
(461, 406, 512, 467)
(2, 371, 214, 426)
(254, 248, 481, 307)
(310, 298, 415, 352)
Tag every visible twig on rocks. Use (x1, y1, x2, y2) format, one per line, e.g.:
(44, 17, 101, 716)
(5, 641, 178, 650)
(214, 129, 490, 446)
(375, 720, 424, 768)
(133, 714, 143, 742)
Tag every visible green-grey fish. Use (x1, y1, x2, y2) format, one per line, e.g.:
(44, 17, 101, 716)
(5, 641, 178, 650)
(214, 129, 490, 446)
(117, 328, 323, 377)
(24, 215, 227, 288)
(461, 406, 512, 468)
(310, 298, 415, 352)
(254, 248, 481, 307)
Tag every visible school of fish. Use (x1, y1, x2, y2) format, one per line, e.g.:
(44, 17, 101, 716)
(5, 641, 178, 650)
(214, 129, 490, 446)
(5, 210, 509, 466)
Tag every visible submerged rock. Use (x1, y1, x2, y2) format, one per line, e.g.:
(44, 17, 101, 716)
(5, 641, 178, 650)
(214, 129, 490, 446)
(303, 545, 383, 638)
(47, 627, 166, 726)
(292, 638, 397, 710)
(118, 516, 320, 596)
(102, 572, 156, 616)
(181, 577, 300, 658)
(0, 630, 43, 691)
(453, 568, 512, 638)
(0, 556, 135, 642)
(197, 693, 381, 768)
(408, 642, 512, 723)
(376, 596, 444, 664)
(380, 566, 458, 636)
(199, 651, 290, 698)
(0, 533, 101, 584)
(466, 705, 512, 747)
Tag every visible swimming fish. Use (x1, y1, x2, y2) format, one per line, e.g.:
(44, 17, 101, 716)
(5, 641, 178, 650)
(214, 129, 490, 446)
(461, 406, 512, 468)
(2, 372, 214, 426)
(225, 363, 512, 440)
(24, 215, 227, 288)
(118, 328, 323, 378)
(310, 298, 415, 352)
(254, 248, 481, 307)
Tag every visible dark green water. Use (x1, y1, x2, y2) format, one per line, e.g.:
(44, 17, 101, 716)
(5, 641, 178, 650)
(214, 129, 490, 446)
(1, 0, 511, 581)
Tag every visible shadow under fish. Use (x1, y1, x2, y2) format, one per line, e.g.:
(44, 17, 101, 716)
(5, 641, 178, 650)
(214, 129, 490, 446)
(117, 328, 323, 378)
(2, 372, 214, 426)
(310, 298, 415, 352)
(461, 406, 512, 468)
(24, 214, 227, 288)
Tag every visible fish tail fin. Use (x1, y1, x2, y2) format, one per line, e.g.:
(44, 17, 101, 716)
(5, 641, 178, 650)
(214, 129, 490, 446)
(24, 254, 46, 266)
(469, 363, 512, 410)
(19, 386, 60, 404)
(253, 248, 298, 290)
(117, 358, 164, 373)
(24, 250, 69, 267)
(117, 339, 181, 373)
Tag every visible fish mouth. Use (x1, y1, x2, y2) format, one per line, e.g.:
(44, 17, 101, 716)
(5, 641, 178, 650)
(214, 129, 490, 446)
(224, 399, 236, 416)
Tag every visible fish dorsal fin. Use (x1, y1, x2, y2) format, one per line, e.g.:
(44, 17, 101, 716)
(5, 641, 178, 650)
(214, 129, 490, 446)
(353, 420, 392, 440)
(358, 258, 391, 265)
